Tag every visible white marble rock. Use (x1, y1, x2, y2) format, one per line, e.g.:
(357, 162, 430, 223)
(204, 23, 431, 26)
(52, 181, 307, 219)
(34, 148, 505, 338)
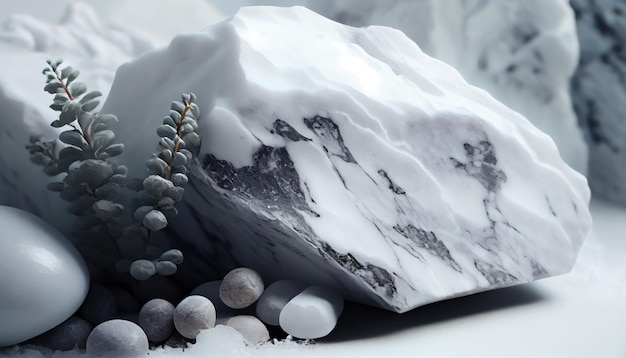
(256, 280, 307, 326)
(0, 205, 89, 347)
(102, 6, 592, 313)
(307, 0, 588, 175)
(223, 315, 270, 345)
(279, 285, 344, 340)
(570, 0, 626, 206)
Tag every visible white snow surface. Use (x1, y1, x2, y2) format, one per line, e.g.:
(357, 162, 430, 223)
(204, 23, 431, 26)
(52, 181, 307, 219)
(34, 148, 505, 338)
(102, 6, 591, 312)
(307, 0, 588, 175)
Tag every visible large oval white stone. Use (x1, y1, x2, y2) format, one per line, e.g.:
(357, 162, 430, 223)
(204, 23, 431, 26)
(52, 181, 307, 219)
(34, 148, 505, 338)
(0, 205, 89, 347)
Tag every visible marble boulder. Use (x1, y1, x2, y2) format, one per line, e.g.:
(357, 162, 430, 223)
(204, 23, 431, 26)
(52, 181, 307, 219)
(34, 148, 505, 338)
(102, 6, 591, 312)
(570, 0, 626, 206)
(307, 0, 588, 175)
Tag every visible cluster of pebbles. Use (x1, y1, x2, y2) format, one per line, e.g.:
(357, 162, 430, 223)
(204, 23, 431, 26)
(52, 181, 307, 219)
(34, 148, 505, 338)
(27, 267, 344, 356)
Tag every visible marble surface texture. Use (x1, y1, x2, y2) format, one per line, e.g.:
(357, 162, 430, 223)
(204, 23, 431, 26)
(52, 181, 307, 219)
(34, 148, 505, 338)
(308, 0, 588, 175)
(101, 6, 592, 312)
(570, 0, 626, 206)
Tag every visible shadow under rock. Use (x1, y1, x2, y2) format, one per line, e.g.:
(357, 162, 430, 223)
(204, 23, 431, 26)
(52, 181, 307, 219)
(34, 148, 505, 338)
(324, 284, 545, 342)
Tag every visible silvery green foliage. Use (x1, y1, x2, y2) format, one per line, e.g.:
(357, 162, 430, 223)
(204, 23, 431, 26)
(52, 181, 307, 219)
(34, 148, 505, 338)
(29, 60, 201, 282)
(128, 93, 200, 280)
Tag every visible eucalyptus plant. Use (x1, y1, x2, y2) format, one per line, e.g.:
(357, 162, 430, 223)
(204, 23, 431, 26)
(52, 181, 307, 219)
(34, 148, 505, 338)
(27, 59, 201, 281)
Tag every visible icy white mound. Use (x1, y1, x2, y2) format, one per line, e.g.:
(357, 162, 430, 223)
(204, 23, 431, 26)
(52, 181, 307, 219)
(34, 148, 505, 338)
(308, 0, 588, 174)
(571, 0, 626, 206)
(0, 3, 154, 233)
(103, 6, 591, 312)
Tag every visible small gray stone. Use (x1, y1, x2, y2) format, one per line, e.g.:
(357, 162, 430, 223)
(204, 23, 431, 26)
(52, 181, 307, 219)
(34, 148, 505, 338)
(138, 298, 175, 343)
(219, 267, 264, 309)
(279, 285, 344, 339)
(173, 295, 216, 339)
(79, 284, 118, 325)
(256, 280, 307, 326)
(224, 315, 270, 345)
(86, 319, 149, 358)
(190, 280, 255, 322)
(29, 316, 92, 351)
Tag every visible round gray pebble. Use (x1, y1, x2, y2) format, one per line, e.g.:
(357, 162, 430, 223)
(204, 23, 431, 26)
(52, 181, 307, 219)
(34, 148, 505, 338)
(86, 319, 149, 358)
(29, 316, 92, 351)
(139, 298, 175, 343)
(219, 267, 264, 309)
(173, 295, 216, 339)
(256, 280, 307, 326)
(224, 315, 270, 345)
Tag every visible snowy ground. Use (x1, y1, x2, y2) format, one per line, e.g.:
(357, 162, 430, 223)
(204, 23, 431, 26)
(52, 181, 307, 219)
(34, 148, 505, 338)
(1, 1, 625, 357)
(2, 197, 624, 358)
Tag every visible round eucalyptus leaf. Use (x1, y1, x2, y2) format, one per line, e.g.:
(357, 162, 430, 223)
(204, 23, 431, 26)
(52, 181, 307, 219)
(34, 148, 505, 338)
(162, 116, 177, 128)
(158, 137, 176, 151)
(170, 101, 185, 113)
(49, 104, 64, 112)
(133, 206, 154, 222)
(160, 249, 184, 264)
(59, 146, 84, 161)
(145, 157, 168, 177)
(157, 125, 177, 140)
(158, 149, 173, 163)
(44, 82, 63, 94)
(67, 69, 80, 85)
(79, 90, 101, 104)
(60, 65, 74, 79)
(169, 110, 181, 122)
(59, 130, 89, 149)
(156, 261, 177, 276)
(81, 100, 100, 112)
(93, 199, 123, 219)
(92, 130, 115, 150)
(143, 210, 168, 231)
(130, 260, 156, 281)
(108, 174, 126, 184)
(143, 175, 174, 198)
(179, 123, 194, 137)
(59, 110, 77, 126)
(178, 149, 192, 161)
(53, 94, 68, 104)
(164, 186, 184, 202)
(103, 143, 124, 158)
(157, 197, 176, 210)
(113, 165, 128, 175)
(69, 82, 87, 98)
(170, 165, 187, 175)
(97, 114, 118, 126)
(182, 132, 200, 147)
(171, 152, 187, 167)
(189, 103, 200, 118)
(181, 117, 198, 128)
(171, 173, 188, 187)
